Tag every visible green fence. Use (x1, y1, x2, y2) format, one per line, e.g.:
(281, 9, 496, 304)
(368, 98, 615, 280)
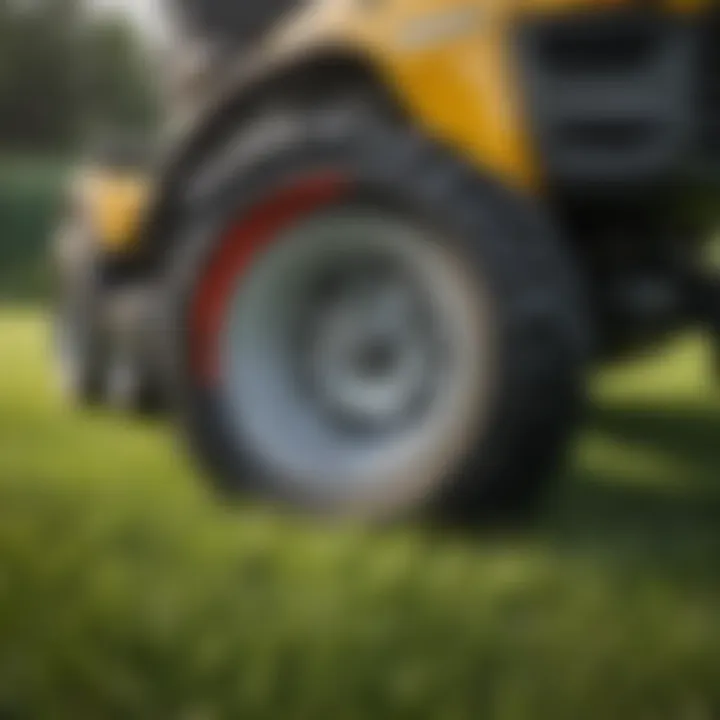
(0, 159, 67, 301)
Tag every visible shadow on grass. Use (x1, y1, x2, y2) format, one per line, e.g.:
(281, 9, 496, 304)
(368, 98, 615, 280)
(541, 400, 720, 584)
(591, 403, 720, 472)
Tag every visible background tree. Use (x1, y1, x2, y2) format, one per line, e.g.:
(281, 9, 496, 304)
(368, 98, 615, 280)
(0, 0, 159, 154)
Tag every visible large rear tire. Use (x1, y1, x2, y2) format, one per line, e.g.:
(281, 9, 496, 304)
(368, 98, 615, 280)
(163, 101, 590, 521)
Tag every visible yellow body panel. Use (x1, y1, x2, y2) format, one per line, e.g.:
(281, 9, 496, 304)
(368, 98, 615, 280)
(274, 0, 712, 192)
(88, 0, 712, 251)
(275, 0, 539, 189)
(80, 171, 150, 253)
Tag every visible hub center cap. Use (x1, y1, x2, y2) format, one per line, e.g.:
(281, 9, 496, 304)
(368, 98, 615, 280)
(303, 265, 437, 432)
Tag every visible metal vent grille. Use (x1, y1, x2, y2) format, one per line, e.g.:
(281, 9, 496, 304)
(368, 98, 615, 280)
(516, 12, 695, 189)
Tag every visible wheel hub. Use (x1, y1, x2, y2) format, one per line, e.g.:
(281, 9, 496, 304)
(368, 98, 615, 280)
(302, 265, 437, 433)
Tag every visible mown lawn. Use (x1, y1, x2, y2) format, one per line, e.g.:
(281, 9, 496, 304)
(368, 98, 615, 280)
(0, 307, 719, 719)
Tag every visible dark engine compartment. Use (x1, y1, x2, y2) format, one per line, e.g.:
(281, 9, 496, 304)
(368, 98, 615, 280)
(517, 9, 720, 194)
(516, 9, 720, 357)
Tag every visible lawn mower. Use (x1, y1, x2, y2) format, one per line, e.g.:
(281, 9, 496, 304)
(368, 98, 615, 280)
(52, 0, 720, 520)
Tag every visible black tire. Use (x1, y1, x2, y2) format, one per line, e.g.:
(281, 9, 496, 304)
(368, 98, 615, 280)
(51, 219, 107, 407)
(163, 99, 591, 522)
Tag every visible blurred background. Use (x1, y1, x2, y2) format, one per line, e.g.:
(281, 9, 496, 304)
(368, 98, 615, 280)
(0, 0, 159, 301)
(0, 1, 719, 718)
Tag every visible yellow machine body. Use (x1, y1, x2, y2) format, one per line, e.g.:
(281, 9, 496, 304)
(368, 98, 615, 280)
(88, 0, 712, 253)
(78, 169, 150, 253)
(274, 0, 710, 190)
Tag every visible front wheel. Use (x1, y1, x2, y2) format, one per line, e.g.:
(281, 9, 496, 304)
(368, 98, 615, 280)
(51, 219, 107, 407)
(164, 102, 590, 521)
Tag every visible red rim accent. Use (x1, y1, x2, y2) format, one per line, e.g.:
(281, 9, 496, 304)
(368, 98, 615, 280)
(190, 172, 350, 384)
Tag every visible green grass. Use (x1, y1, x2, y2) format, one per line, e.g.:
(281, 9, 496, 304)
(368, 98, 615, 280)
(1, 307, 720, 719)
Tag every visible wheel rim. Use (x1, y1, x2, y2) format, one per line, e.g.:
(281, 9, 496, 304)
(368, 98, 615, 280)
(295, 253, 443, 434)
(216, 207, 492, 507)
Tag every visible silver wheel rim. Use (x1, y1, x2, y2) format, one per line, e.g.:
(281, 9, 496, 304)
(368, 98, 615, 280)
(218, 208, 492, 510)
